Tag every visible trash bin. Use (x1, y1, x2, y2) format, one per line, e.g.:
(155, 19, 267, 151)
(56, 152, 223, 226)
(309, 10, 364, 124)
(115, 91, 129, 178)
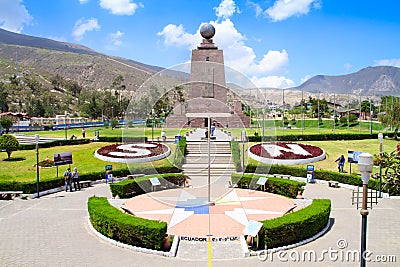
(306, 164, 315, 183)
(174, 135, 181, 144)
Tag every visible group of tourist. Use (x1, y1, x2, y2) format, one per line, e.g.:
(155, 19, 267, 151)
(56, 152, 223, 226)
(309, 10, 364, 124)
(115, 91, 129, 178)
(63, 167, 80, 192)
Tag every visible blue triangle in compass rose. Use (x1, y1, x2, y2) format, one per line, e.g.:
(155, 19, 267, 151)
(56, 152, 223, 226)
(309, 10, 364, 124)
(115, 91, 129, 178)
(175, 191, 209, 214)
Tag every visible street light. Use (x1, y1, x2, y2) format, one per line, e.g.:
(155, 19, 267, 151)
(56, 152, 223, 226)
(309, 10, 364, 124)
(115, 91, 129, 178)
(35, 134, 40, 198)
(378, 133, 383, 198)
(241, 130, 247, 174)
(64, 111, 68, 140)
(370, 99, 373, 135)
(358, 152, 373, 267)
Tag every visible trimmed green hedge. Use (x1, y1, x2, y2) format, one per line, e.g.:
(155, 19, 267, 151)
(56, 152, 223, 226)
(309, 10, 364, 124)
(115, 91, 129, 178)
(248, 133, 385, 142)
(261, 199, 331, 249)
(230, 140, 242, 172)
(88, 196, 166, 250)
(0, 164, 181, 194)
(245, 163, 381, 191)
(231, 174, 305, 198)
(98, 137, 147, 143)
(19, 139, 90, 150)
(109, 173, 187, 198)
(172, 137, 186, 169)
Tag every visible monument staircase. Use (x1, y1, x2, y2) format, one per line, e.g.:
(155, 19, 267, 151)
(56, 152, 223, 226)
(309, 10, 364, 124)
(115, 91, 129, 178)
(182, 129, 235, 189)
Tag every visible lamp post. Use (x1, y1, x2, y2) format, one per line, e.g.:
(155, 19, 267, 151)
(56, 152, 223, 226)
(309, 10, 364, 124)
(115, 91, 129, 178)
(262, 107, 265, 142)
(35, 134, 40, 198)
(378, 133, 383, 198)
(358, 153, 373, 267)
(241, 130, 247, 174)
(370, 99, 373, 135)
(151, 109, 155, 142)
(64, 111, 68, 140)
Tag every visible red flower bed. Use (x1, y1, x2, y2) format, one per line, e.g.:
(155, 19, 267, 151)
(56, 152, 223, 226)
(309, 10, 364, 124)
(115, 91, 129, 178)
(249, 142, 323, 160)
(97, 143, 169, 159)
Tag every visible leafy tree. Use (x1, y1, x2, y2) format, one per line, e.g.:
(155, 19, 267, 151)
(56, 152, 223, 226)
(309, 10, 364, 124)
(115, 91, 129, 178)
(339, 116, 348, 126)
(110, 118, 119, 129)
(0, 134, 19, 159)
(349, 113, 358, 124)
(379, 101, 400, 140)
(0, 82, 9, 112)
(308, 96, 328, 118)
(0, 118, 13, 133)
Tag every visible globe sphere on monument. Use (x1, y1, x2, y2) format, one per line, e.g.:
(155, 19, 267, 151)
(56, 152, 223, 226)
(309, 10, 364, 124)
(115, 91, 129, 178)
(200, 23, 215, 39)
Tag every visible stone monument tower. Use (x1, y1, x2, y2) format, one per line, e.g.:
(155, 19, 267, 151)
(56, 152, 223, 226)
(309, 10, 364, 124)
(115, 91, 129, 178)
(166, 23, 250, 128)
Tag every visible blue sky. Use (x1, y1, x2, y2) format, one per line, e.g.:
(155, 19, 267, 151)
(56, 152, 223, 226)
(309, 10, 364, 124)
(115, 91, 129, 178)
(1, 0, 400, 88)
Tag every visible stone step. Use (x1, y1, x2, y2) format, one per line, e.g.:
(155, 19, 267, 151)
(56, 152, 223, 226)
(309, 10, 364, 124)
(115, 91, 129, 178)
(184, 159, 233, 164)
(187, 149, 231, 153)
(183, 163, 235, 169)
(176, 237, 246, 259)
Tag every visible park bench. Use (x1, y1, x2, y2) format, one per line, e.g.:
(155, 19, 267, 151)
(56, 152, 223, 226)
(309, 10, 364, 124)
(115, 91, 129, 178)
(273, 174, 291, 179)
(328, 181, 340, 188)
(79, 180, 91, 188)
(0, 191, 23, 200)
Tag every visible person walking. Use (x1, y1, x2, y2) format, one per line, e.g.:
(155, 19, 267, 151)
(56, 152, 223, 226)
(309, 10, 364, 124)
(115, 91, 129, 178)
(64, 168, 73, 192)
(82, 128, 86, 138)
(335, 155, 346, 173)
(72, 167, 80, 191)
(211, 123, 216, 136)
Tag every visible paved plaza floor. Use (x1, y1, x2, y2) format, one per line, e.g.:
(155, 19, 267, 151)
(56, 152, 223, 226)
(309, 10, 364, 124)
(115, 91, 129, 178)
(1, 181, 399, 266)
(122, 188, 300, 237)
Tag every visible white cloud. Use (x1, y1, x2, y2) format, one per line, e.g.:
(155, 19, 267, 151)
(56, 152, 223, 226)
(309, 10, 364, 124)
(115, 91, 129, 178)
(247, 1, 263, 17)
(109, 30, 124, 46)
(344, 63, 353, 72)
(251, 75, 294, 88)
(72, 18, 100, 41)
(79, 0, 89, 4)
(157, 24, 199, 48)
(158, 0, 293, 89)
(374, 58, 400, 68)
(99, 0, 143, 15)
(265, 0, 320, 22)
(0, 0, 32, 32)
(300, 74, 312, 84)
(214, 0, 239, 20)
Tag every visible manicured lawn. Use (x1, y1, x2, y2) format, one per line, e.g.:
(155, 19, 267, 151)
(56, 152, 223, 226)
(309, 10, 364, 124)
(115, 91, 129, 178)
(246, 138, 398, 174)
(19, 126, 189, 140)
(0, 142, 177, 183)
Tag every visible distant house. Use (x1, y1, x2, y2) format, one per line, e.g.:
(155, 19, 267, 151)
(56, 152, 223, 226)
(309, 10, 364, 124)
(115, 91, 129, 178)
(0, 112, 31, 127)
(337, 109, 360, 118)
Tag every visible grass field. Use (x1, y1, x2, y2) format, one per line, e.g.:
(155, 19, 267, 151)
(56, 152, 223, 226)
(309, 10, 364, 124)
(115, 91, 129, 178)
(2, 123, 397, 183)
(246, 138, 398, 175)
(0, 142, 177, 182)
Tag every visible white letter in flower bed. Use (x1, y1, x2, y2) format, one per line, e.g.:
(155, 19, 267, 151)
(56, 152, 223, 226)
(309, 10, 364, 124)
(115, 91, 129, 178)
(262, 144, 311, 157)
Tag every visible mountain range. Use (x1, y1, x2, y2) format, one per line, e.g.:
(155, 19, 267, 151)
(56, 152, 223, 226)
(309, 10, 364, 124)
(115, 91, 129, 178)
(1, 27, 400, 96)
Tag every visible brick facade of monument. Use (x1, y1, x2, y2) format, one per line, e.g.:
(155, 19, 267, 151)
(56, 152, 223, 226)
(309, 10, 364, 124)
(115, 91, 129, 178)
(166, 37, 250, 129)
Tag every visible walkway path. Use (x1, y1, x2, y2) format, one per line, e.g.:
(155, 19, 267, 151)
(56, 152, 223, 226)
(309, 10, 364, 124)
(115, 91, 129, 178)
(0, 181, 399, 266)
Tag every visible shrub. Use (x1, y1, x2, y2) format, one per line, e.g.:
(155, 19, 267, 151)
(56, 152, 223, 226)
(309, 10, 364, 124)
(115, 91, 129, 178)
(0, 164, 181, 193)
(261, 199, 331, 249)
(247, 133, 379, 142)
(230, 140, 242, 172)
(245, 163, 381, 191)
(88, 196, 167, 250)
(172, 137, 186, 169)
(0, 134, 19, 159)
(19, 138, 90, 150)
(231, 174, 305, 198)
(109, 173, 187, 198)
